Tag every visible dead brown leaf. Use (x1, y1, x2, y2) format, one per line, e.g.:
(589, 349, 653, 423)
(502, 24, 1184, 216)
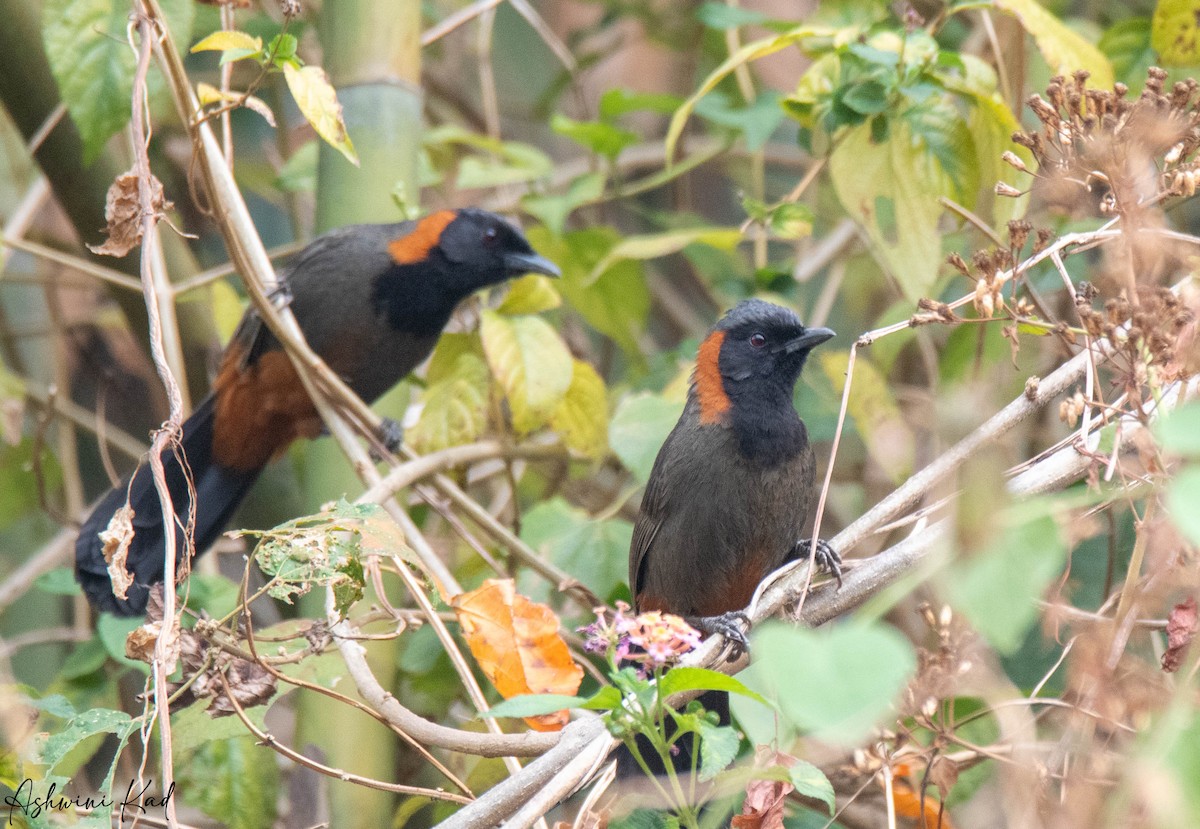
(99, 504, 136, 601)
(88, 170, 173, 258)
(1162, 596, 1198, 673)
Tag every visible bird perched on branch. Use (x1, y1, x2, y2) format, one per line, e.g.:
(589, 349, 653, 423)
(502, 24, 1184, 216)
(625, 299, 838, 771)
(76, 208, 559, 616)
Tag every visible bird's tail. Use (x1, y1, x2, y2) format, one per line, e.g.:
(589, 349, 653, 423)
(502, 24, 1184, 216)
(75, 395, 261, 616)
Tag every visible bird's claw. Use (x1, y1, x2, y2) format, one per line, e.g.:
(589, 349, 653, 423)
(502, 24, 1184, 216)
(370, 418, 404, 461)
(685, 611, 751, 661)
(795, 537, 842, 588)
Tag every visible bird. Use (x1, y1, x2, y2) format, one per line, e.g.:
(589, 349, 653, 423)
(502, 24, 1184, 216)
(625, 298, 838, 772)
(76, 208, 560, 616)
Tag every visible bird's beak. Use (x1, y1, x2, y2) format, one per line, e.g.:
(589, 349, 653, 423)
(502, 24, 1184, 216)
(503, 251, 561, 278)
(782, 327, 836, 353)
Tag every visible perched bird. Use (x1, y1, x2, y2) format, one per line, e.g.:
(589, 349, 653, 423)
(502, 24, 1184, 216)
(76, 209, 559, 616)
(624, 299, 838, 773)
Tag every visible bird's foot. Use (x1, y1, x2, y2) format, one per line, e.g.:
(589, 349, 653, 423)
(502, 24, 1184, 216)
(370, 417, 404, 461)
(684, 611, 750, 661)
(794, 537, 842, 588)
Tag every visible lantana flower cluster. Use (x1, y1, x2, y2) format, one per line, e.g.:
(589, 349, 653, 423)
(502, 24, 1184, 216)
(580, 601, 702, 675)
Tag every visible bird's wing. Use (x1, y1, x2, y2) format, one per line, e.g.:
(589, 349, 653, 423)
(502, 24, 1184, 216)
(628, 422, 686, 606)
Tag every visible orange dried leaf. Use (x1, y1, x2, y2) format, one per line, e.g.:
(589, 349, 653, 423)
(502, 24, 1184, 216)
(88, 170, 172, 258)
(892, 780, 954, 829)
(451, 578, 583, 732)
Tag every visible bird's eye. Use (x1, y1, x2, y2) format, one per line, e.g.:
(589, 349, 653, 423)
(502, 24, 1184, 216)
(482, 226, 499, 247)
(749, 332, 767, 348)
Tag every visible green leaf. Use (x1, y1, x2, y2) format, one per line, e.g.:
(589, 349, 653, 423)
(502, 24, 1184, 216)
(747, 621, 916, 745)
(599, 89, 682, 119)
(282, 63, 358, 166)
(1167, 466, 1200, 546)
(945, 511, 1067, 654)
(96, 613, 149, 672)
(609, 393, 685, 484)
(522, 172, 606, 235)
(694, 720, 741, 780)
(1155, 401, 1200, 457)
(697, 2, 768, 29)
(549, 360, 610, 460)
(480, 311, 574, 433)
(693, 91, 786, 151)
(527, 227, 651, 360)
(43, 0, 194, 165)
(37, 707, 134, 770)
(589, 227, 742, 284)
(841, 79, 890, 114)
(497, 274, 562, 316)
(177, 736, 277, 829)
(276, 140, 318, 193)
(190, 30, 263, 56)
(482, 694, 590, 719)
(1101, 18, 1157, 87)
(791, 758, 836, 813)
(667, 24, 829, 159)
(35, 567, 82, 596)
(552, 114, 639, 160)
(994, 0, 1114, 88)
(407, 353, 491, 454)
(171, 699, 268, 755)
(61, 637, 109, 679)
(829, 117, 954, 301)
(519, 497, 631, 604)
(660, 667, 768, 703)
(0, 438, 62, 530)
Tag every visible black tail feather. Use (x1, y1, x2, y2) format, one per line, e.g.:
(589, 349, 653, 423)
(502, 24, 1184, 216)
(75, 395, 261, 616)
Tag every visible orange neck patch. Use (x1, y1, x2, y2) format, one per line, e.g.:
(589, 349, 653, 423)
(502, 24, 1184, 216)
(387, 210, 457, 265)
(696, 330, 731, 426)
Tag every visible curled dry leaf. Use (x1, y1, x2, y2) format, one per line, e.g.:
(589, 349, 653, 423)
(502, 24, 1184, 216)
(88, 170, 173, 258)
(732, 747, 797, 829)
(451, 578, 583, 732)
(1161, 596, 1198, 673)
(155, 627, 277, 716)
(99, 504, 136, 601)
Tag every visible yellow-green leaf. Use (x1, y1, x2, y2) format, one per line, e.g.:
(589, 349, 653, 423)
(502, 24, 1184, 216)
(994, 0, 1114, 88)
(480, 312, 573, 434)
(190, 30, 262, 55)
(549, 360, 608, 459)
(407, 353, 491, 454)
(196, 83, 276, 126)
(588, 227, 743, 285)
(819, 351, 912, 483)
(497, 275, 562, 316)
(282, 63, 358, 166)
(829, 119, 951, 301)
(208, 280, 245, 343)
(1152, 0, 1200, 66)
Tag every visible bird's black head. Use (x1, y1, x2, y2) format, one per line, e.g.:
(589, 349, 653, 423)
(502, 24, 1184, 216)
(395, 208, 559, 291)
(695, 299, 834, 426)
(377, 208, 560, 336)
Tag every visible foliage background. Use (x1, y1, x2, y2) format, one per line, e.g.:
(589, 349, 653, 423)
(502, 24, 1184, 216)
(0, 0, 1199, 827)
